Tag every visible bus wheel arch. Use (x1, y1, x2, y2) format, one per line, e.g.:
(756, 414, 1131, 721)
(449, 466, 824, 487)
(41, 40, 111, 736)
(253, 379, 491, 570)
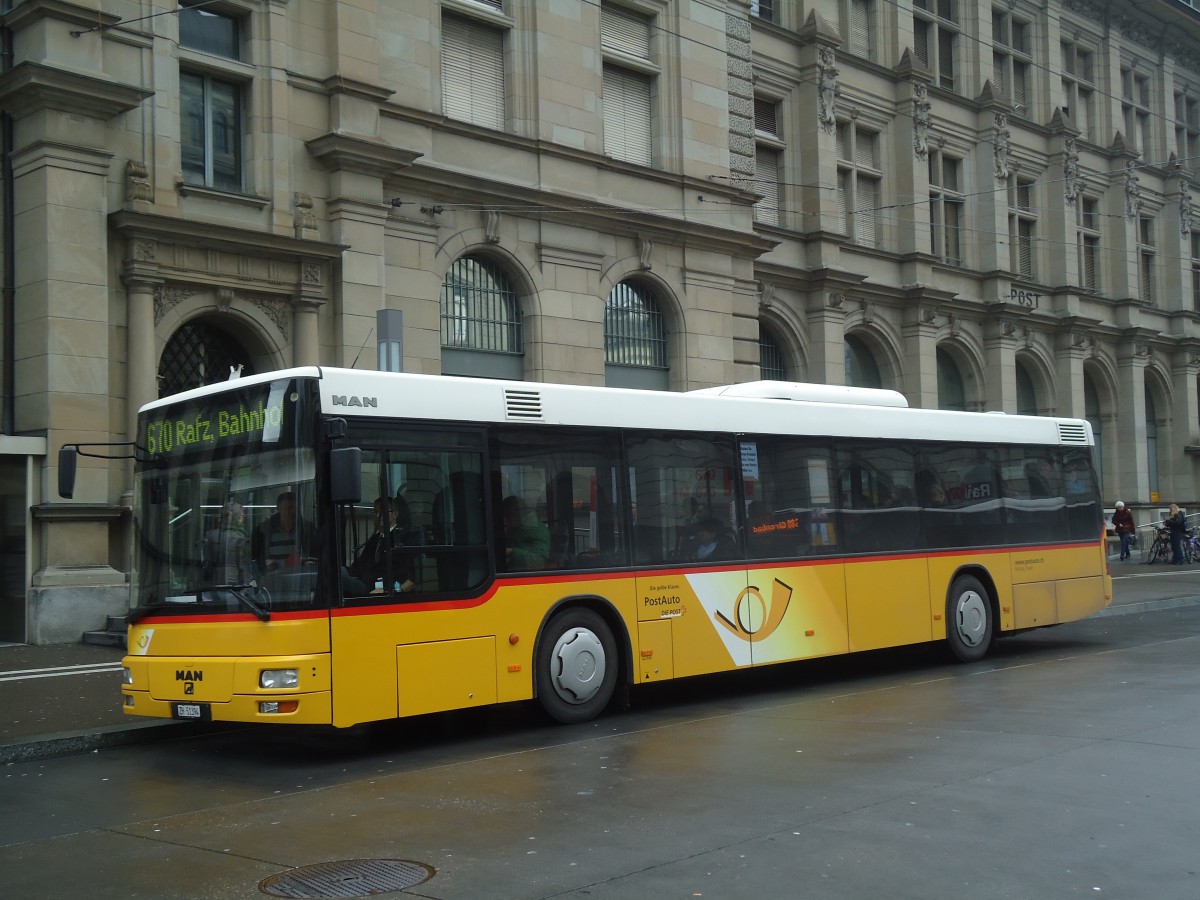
(533, 597, 628, 724)
(945, 569, 996, 662)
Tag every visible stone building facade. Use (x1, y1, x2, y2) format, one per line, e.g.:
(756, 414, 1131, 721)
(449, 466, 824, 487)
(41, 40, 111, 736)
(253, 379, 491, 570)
(0, 0, 1197, 641)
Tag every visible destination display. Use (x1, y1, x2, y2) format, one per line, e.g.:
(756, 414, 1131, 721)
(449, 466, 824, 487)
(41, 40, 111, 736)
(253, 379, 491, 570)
(140, 380, 301, 458)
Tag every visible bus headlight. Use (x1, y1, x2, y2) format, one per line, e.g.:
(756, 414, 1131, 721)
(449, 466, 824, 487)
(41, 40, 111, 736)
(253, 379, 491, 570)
(260, 669, 298, 689)
(123, 667, 133, 685)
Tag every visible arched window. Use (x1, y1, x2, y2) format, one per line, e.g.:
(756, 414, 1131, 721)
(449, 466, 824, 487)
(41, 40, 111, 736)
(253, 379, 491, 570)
(936, 347, 966, 411)
(1146, 384, 1159, 498)
(844, 334, 882, 389)
(158, 321, 252, 398)
(1016, 360, 1038, 415)
(1084, 373, 1103, 494)
(605, 280, 668, 390)
(759, 326, 787, 381)
(440, 255, 524, 379)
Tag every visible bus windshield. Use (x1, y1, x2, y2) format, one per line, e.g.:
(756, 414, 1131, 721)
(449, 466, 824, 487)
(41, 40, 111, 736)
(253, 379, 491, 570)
(132, 377, 322, 617)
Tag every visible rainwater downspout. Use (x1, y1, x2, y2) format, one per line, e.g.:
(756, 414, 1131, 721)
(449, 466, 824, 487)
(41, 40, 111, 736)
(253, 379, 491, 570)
(1, 0, 14, 435)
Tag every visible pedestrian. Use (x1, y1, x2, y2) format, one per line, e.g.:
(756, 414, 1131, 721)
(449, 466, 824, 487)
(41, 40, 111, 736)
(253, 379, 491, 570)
(1165, 502, 1188, 565)
(1111, 501, 1135, 560)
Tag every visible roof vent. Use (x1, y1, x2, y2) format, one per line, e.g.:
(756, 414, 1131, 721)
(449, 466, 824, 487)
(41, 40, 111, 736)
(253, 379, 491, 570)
(504, 389, 543, 421)
(1057, 422, 1089, 444)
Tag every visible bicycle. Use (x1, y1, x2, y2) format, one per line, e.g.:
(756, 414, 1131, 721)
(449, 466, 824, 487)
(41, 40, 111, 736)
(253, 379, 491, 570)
(1146, 527, 1171, 564)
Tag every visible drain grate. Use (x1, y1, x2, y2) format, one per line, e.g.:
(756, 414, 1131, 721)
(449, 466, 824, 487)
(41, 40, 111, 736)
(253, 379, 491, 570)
(260, 859, 435, 898)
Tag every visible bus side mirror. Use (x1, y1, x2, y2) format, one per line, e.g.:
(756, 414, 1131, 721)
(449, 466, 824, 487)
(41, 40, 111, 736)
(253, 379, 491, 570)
(58, 447, 77, 499)
(330, 447, 362, 504)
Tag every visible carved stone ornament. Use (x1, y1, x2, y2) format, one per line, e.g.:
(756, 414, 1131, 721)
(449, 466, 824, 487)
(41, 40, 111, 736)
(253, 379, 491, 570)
(1181, 182, 1194, 237)
(993, 113, 1011, 182)
(132, 239, 156, 263)
(1125, 160, 1142, 218)
(153, 285, 203, 325)
(126, 160, 152, 204)
(637, 236, 653, 271)
(252, 295, 291, 340)
(921, 307, 937, 324)
(485, 210, 501, 244)
(826, 291, 845, 310)
(1063, 138, 1080, 203)
(302, 261, 322, 285)
(759, 281, 776, 309)
(817, 47, 839, 136)
(293, 193, 317, 239)
(216, 288, 235, 313)
(912, 82, 930, 161)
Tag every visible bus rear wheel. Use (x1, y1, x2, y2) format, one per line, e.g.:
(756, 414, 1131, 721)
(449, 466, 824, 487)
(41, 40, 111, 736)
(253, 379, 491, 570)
(946, 575, 993, 662)
(536, 608, 618, 724)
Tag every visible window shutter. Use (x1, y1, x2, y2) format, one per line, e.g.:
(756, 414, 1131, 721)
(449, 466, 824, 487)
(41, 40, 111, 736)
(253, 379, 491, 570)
(754, 98, 778, 136)
(601, 5, 650, 58)
(854, 130, 876, 168)
(849, 0, 871, 56)
(820, 0, 840, 31)
(993, 53, 1006, 99)
(837, 170, 849, 235)
(603, 66, 652, 166)
(914, 21, 930, 68)
(755, 148, 780, 226)
(442, 16, 505, 130)
(1013, 63, 1027, 107)
(857, 177, 879, 247)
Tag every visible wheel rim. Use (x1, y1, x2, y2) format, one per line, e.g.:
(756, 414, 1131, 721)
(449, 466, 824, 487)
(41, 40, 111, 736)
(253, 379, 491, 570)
(548, 626, 607, 705)
(952, 590, 988, 648)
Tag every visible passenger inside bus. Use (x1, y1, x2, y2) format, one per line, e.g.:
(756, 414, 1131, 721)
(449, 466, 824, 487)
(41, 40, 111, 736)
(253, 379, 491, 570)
(204, 498, 249, 584)
(343, 496, 415, 595)
(253, 491, 315, 572)
(501, 495, 550, 570)
(692, 517, 737, 561)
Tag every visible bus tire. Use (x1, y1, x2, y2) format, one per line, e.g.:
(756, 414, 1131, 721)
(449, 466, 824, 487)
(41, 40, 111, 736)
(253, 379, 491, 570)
(536, 608, 618, 724)
(946, 575, 993, 663)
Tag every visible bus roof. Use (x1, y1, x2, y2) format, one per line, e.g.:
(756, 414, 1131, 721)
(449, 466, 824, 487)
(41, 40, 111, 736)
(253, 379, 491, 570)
(142, 367, 1093, 447)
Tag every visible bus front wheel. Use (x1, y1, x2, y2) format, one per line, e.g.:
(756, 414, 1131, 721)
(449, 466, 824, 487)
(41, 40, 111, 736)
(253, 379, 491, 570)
(536, 608, 618, 724)
(946, 575, 993, 663)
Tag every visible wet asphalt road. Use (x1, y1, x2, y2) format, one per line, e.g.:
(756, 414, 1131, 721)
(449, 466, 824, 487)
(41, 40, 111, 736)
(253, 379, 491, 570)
(2, 574, 1199, 899)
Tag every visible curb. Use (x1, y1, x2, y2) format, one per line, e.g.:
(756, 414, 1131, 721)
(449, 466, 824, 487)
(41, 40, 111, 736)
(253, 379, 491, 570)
(0, 720, 235, 765)
(1091, 594, 1200, 618)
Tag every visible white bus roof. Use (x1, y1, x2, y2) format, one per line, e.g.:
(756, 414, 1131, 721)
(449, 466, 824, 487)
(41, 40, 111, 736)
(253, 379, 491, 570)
(143, 367, 1093, 447)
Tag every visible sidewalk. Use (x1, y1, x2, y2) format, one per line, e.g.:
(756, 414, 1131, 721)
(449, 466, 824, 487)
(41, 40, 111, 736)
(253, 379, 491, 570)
(4, 562, 1200, 763)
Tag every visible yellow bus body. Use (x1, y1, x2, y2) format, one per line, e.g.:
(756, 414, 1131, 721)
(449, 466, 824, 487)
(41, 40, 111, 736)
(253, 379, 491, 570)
(120, 542, 1111, 728)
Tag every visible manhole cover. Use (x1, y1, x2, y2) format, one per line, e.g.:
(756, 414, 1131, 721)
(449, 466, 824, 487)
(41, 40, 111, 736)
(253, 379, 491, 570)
(260, 859, 435, 898)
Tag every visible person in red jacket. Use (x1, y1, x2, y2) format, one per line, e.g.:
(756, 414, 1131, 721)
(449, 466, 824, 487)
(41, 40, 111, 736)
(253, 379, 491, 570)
(1111, 500, 1135, 561)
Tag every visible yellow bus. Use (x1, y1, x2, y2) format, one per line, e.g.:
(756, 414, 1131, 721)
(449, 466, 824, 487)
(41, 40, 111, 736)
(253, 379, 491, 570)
(60, 367, 1111, 727)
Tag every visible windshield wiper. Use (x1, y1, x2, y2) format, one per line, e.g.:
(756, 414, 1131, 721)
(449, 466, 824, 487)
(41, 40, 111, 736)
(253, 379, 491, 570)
(199, 583, 271, 622)
(225, 583, 271, 622)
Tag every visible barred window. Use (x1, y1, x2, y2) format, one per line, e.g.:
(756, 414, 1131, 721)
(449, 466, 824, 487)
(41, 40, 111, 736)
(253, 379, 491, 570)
(759, 327, 787, 381)
(605, 282, 666, 368)
(440, 256, 524, 379)
(159, 321, 252, 398)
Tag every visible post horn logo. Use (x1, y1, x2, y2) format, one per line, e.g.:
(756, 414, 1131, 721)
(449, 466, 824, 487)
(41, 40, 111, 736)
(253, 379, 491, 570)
(713, 578, 793, 642)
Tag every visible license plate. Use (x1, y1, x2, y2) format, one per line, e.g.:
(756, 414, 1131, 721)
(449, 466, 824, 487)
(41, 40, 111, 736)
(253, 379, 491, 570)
(171, 702, 211, 721)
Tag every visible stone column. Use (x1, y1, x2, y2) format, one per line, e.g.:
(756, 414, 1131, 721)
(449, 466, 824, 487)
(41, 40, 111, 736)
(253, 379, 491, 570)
(983, 317, 1019, 412)
(1168, 348, 1200, 501)
(124, 271, 162, 442)
(1115, 340, 1152, 501)
(805, 290, 850, 384)
(291, 295, 323, 367)
(901, 305, 940, 409)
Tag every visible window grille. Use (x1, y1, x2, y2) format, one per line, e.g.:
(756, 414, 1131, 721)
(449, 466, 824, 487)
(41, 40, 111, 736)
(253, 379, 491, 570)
(605, 282, 667, 368)
(759, 329, 787, 380)
(440, 256, 523, 353)
(158, 322, 251, 399)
